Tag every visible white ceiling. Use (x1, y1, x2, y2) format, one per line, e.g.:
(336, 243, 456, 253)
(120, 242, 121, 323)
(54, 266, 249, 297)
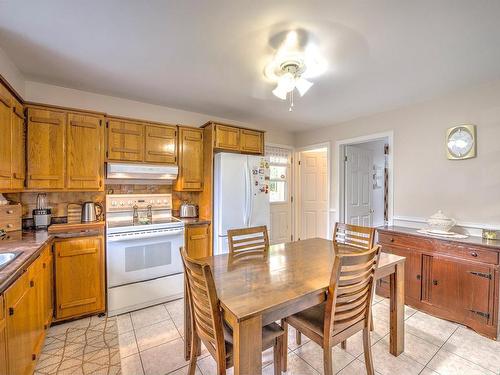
(1, 0, 500, 131)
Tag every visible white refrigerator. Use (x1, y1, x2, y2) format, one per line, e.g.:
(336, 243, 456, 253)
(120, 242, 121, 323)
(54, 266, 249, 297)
(213, 153, 270, 255)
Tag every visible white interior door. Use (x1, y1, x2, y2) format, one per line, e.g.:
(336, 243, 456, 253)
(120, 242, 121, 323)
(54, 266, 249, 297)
(299, 149, 328, 240)
(345, 145, 373, 226)
(267, 147, 292, 244)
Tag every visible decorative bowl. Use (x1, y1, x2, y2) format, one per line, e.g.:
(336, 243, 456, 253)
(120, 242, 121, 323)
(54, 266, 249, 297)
(427, 210, 456, 232)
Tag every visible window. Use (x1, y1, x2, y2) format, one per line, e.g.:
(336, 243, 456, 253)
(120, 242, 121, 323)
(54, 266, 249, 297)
(266, 146, 291, 203)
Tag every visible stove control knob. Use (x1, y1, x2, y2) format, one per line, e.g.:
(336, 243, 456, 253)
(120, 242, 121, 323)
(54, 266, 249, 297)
(111, 201, 117, 206)
(163, 199, 167, 203)
(119, 202, 124, 206)
(157, 199, 161, 204)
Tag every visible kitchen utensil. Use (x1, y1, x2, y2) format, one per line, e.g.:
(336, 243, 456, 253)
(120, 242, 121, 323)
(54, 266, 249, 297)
(179, 202, 198, 218)
(426, 210, 456, 232)
(81, 202, 103, 222)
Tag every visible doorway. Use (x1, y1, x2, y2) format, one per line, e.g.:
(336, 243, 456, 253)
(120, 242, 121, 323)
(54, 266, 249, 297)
(296, 146, 329, 240)
(338, 133, 392, 227)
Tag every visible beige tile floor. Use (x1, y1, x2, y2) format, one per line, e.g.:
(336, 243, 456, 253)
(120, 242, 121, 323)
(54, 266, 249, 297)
(37, 296, 500, 375)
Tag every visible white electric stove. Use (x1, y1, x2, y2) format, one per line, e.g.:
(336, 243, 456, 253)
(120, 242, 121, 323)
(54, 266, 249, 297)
(106, 194, 184, 316)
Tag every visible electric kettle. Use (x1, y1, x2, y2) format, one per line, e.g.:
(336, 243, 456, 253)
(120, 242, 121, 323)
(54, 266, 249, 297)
(81, 202, 103, 222)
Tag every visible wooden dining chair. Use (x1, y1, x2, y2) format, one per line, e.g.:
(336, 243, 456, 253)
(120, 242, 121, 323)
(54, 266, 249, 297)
(295, 222, 377, 347)
(181, 248, 285, 375)
(227, 225, 269, 259)
(283, 245, 382, 375)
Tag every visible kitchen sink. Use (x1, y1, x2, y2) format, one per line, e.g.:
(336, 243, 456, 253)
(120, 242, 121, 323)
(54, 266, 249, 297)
(0, 252, 21, 270)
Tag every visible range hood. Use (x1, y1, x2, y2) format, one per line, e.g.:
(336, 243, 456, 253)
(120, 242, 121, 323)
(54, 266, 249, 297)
(106, 163, 178, 184)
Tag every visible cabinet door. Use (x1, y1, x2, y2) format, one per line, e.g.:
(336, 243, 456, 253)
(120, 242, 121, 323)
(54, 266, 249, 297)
(145, 124, 177, 164)
(0, 295, 7, 375)
(107, 120, 144, 161)
(175, 128, 203, 191)
(240, 129, 263, 154)
(0, 85, 12, 190)
(214, 124, 240, 151)
(186, 224, 211, 259)
(426, 256, 460, 312)
(29, 256, 45, 358)
(5, 272, 35, 375)
(41, 246, 54, 329)
(55, 236, 105, 320)
(27, 108, 66, 189)
(10, 99, 25, 190)
(458, 262, 495, 326)
(67, 113, 104, 190)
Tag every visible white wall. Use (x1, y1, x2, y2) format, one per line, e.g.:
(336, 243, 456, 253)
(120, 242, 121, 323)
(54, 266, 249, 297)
(0, 46, 25, 96)
(24, 81, 295, 146)
(295, 79, 500, 232)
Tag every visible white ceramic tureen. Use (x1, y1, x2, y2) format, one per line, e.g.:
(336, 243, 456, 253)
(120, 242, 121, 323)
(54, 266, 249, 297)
(427, 210, 456, 232)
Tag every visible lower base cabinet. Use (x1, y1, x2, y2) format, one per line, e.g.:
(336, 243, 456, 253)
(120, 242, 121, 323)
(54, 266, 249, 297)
(54, 235, 105, 320)
(4, 244, 52, 375)
(376, 229, 499, 339)
(185, 223, 211, 259)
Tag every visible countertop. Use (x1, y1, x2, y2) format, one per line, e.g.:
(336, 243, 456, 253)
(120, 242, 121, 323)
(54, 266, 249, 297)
(0, 228, 102, 293)
(176, 217, 211, 226)
(377, 226, 500, 250)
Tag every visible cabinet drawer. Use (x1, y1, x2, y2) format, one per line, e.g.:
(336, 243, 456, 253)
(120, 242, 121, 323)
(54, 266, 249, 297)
(0, 218, 21, 232)
(0, 204, 21, 232)
(436, 242, 499, 265)
(378, 232, 433, 251)
(0, 204, 21, 218)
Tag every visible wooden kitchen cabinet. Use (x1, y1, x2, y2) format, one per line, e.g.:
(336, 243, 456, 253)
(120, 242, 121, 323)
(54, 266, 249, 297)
(10, 97, 25, 190)
(175, 127, 203, 191)
(54, 236, 105, 320)
(377, 227, 500, 339)
(40, 245, 54, 329)
(106, 118, 144, 162)
(185, 223, 211, 259)
(240, 128, 264, 154)
(145, 124, 177, 164)
(214, 124, 240, 151)
(5, 271, 35, 375)
(0, 294, 7, 375)
(0, 84, 12, 191)
(66, 112, 105, 190)
(26, 107, 66, 189)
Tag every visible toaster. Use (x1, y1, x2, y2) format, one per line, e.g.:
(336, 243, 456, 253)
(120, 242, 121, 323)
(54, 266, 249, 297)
(179, 202, 198, 218)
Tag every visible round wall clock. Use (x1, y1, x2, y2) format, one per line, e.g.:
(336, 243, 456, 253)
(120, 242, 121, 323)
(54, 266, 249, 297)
(446, 125, 476, 160)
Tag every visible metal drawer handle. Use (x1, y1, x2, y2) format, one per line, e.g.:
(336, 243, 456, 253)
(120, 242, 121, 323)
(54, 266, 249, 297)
(470, 252, 478, 257)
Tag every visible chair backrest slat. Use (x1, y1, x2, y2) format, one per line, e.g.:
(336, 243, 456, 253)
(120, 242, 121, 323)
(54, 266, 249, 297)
(227, 226, 269, 260)
(333, 223, 375, 250)
(323, 245, 381, 344)
(181, 248, 227, 369)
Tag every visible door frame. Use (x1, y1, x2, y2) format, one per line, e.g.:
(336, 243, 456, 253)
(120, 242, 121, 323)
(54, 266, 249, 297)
(336, 131, 394, 226)
(265, 142, 295, 243)
(294, 142, 331, 240)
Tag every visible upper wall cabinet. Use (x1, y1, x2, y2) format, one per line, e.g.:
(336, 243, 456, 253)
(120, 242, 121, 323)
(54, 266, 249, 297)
(211, 123, 264, 155)
(145, 124, 177, 164)
(0, 84, 12, 190)
(106, 119, 144, 162)
(175, 127, 203, 191)
(67, 113, 104, 190)
(10, 98, 25, 190)
(106, 118, 177, 165)
(27, 107, 66, 189)
(26, 105, 105, 191)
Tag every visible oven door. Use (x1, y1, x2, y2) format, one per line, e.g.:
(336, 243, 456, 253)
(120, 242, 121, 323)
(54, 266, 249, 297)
(107, 227, 184, 288)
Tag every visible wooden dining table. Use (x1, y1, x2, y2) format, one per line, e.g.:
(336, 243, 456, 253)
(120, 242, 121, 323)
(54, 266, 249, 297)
(184, 238, 406, 375)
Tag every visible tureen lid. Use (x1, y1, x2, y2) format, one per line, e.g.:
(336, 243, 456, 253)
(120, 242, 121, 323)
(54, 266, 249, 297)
(429, 210, 452, 221)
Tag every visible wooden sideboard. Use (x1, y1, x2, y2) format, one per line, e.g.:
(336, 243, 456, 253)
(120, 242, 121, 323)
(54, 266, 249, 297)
(376, 226, 499, 340)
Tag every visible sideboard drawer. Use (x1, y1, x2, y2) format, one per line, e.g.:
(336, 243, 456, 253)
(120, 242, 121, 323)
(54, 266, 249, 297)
(436, 242, 499, 265)
(378, 232, 433, 251)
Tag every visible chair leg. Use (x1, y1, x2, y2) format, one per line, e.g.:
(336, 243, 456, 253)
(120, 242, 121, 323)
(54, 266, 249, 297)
(323, 346, 333, 375)
(273, 337, 282, 375)
(341, 340, 347, 349)
(281, 319, 288, 372)
(362, 327, 375, 375)
(370, 314, 374, 332)
(188, 329, 200, 375)
(296, 330, 301, 345)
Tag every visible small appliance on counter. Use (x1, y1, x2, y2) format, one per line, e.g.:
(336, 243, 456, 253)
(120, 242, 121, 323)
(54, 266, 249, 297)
(33, 193, 51, 229)
(81, 201, 103, 223)
(179, 201, 198, 218)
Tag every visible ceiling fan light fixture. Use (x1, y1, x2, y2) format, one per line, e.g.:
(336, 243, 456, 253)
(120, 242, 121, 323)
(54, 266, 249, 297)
(272, 85, 288, 100)
(295, 77, 313, 96)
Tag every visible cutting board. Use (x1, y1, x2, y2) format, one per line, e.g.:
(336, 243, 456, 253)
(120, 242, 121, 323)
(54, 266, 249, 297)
(67, 203, 82, 224)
